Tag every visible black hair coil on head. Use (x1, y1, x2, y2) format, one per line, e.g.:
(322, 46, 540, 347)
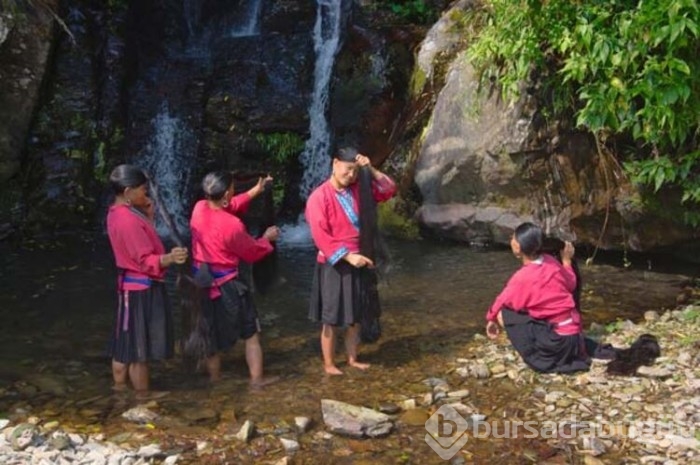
(334, 146, 359, 163)
(514, 222, 543, 257)
(109, 164, 148, 195)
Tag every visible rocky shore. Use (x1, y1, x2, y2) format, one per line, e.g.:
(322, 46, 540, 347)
(1, 305, 698, 464)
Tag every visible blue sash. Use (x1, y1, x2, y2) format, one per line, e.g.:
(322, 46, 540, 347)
(335, 189, 359, 231)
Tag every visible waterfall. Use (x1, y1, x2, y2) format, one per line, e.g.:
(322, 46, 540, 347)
(139, 103, 195, 239)
(231, 0, 263, 37)
(298, 0, 343, 201)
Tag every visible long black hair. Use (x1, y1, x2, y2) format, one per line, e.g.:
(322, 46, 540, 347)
(109, 164, 148, 195)
(514, 222, 543, 258)
(335, 146, 388, 342)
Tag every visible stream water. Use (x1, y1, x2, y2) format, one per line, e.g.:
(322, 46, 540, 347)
(0, 233, 691, 463)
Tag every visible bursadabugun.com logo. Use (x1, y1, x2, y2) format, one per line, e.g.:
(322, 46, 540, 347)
(426, 404, 698, 460)
(424, 405, 470, 460)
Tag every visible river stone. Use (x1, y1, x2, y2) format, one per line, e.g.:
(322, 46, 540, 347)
(321, 399, 393, 438)
(49, 432, 71, 451)
(122, 405, 159, 424)
(137, 443, 162, 458)
(378, 403, 400, 414)
(0, 419, 9, 430)
(235, 420, 255, 442)
(637, 366, 672, 378)
(280, 437, 299, 453)
(180, 407, 219, 425)
(294, 416, 311, 433)
(9, 423, 38, 451)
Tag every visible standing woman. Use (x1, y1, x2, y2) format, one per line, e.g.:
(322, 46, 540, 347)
(106, 164, 188, 394)
(189, 171, 280, 387)
(305, 147, 397, 375)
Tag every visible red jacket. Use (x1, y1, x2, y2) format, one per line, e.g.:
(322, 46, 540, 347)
(487, 254, 581, 335)
(190, 192, 273, 294)
(106, 204, 166, 290)
(305, 174, 396, 264)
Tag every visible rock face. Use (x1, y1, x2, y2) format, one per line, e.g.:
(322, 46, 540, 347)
(0, 5, 55, 183)
(397, 0, 698, 251)
(320, 399, 393, 438)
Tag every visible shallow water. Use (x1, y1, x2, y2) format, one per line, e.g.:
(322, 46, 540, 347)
(0, 234, 690, 463)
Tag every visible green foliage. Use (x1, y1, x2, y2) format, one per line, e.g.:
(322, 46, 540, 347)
(387, 0, 437, 24)
(255, 132, 304, 208)
(378, 199, 420, 240)
(468, 0, 700, 221)
(255, 132, 304, 164)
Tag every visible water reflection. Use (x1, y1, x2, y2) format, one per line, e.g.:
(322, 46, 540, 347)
(0, 235, 689, 463)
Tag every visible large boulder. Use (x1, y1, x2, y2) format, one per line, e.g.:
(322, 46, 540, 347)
(402, 1, 698, 251)
(0, 5, 55, 183)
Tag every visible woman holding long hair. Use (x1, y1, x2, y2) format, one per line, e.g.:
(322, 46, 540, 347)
(189, 171, 279, 387)
(305, 147, 396, 375)
(106, 164, 188, 394)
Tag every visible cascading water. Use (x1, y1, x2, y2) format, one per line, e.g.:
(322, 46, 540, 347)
(299, 0, 343, 200)
(279, 0, 344, 248)
(231, 0, 263, 37)
(139, 103, 195, 239)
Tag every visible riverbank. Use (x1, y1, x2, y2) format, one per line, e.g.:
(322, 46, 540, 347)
(1, 301, 697, 464)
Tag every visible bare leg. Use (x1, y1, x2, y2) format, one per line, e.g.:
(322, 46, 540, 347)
(205, 353, 221, 383)
(246, 333, 279, 387)
(129, 362, 149, 393)
(346, 324, 369, 370)
(112, 359, 128, 391)
(321, 324, 343, 375)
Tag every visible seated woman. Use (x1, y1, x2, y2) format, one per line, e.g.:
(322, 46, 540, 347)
(485, 222, 591, 373)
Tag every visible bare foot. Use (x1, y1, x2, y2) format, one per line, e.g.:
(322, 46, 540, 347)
(249, 376, 280, 390)
(348, 361, 370, 370)
(324, 365, 343, 376)
(134, 390, 170, 400)
(112, 383, 128, 392)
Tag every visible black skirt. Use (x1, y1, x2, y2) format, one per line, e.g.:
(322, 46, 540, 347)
(201, 279, 260, 355)
(109, 282, 174, 364)
(309, 261, 381, 334)
(501, 308, 591, 373)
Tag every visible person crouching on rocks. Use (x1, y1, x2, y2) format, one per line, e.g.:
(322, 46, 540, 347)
(485, 222, 591, 373)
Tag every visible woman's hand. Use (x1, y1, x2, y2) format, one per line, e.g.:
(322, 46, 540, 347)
(262, 225, 280, 242)
(250, 175, 273, 198)
(561, 241, 575, 266)
(344, 253, 375, 269)
(161, 247, 188, 267)
(486, 320, 501, 340)
(354, 154, 371, 167)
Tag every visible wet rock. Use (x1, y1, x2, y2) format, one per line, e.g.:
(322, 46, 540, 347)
(121, 405, 159, 424)
(422, 377, 448, 388)
(636, 366, 673, 378)
(581, 436, 607, 456)
(234, 420, 255, 442)
(0, 419, 9, 430)
(137, 443, 162, 458)
(377, 403, 400, 414)
(179, 407, 219, 425)
(280, 437, 299, 453)
(447, 389, 469, 399)
(470, 363, 490, 379)
(321, 399, 393, 438)
(48, 431, 71, 451)
(294, 416, 311, 433)
(9, 423, 38, 451)
(644, 311, 660, 322)
(400, 399, 417, 410)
